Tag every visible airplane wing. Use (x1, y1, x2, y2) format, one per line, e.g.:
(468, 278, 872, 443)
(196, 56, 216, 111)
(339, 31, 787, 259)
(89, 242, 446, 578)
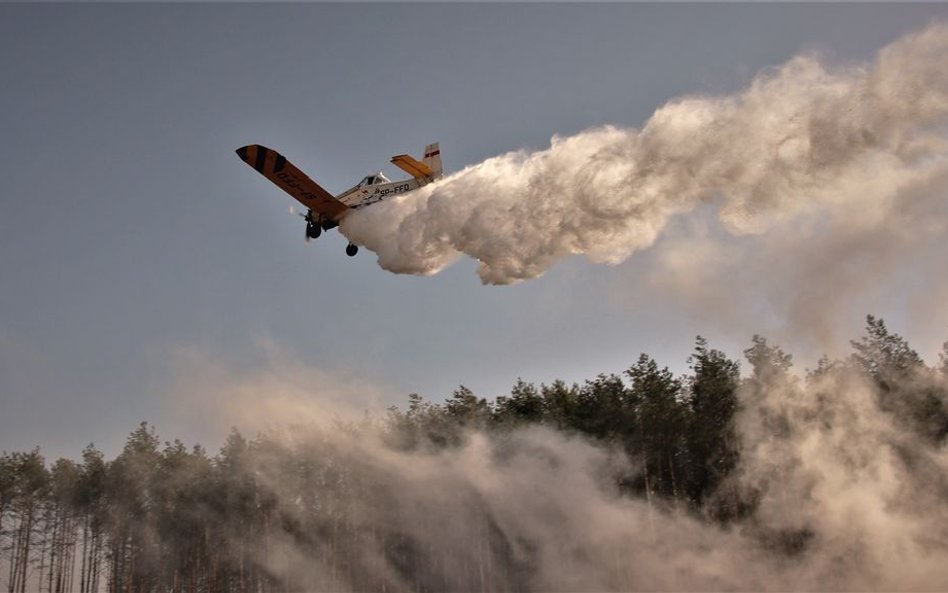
(236, 145, 351, 220)
(390, 153, 435, 180)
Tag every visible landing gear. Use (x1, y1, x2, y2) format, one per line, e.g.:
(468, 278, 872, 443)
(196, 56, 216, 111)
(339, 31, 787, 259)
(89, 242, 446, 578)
(346, 243, 359, 257)
(305, 222, 321, 240)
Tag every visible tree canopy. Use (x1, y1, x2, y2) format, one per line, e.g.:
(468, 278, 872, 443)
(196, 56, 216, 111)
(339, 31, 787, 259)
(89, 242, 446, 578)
(2, 316, 947, 592)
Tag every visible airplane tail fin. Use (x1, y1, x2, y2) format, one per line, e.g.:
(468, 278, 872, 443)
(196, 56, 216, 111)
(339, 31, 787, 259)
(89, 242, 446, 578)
(423, 143, 443, 178)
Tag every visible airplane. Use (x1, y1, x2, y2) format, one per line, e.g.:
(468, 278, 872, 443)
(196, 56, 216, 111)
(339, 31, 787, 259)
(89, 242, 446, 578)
(235, 142, 443, 256)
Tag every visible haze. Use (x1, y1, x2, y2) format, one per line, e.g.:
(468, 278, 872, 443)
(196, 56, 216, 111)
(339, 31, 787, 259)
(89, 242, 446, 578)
(2, 2, 948, 461)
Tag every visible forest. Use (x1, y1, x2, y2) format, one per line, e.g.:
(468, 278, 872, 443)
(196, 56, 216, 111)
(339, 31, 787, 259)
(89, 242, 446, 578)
(2, 315, 948, 592)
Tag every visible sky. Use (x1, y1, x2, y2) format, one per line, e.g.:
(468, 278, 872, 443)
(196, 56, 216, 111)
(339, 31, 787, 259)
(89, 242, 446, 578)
(3, 2, 948, 461)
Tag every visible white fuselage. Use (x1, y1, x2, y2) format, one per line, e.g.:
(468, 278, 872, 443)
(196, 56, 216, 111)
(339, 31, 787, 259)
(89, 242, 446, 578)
(336, 176, 426, 211)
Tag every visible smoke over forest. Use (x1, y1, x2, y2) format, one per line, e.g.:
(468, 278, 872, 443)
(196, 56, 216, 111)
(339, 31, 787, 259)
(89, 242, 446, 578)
(4, 18, 948, 593)
(2, 317, 948, 592)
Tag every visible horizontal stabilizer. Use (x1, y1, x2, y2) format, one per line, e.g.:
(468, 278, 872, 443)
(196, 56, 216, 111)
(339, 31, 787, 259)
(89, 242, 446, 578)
(236, 145, 350, 220)
(390, 154, 435, 180)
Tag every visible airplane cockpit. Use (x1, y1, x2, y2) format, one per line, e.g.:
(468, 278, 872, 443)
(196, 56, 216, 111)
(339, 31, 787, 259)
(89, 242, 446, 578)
(358, 172, 390, 187)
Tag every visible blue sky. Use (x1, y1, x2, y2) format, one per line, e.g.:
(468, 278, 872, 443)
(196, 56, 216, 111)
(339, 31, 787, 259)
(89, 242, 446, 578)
(3, 3, 948, 460)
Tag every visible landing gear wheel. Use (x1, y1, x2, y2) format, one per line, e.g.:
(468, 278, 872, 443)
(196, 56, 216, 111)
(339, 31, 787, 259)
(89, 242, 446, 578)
(346, 243, 359, 257)
(306, 223, 321, 240)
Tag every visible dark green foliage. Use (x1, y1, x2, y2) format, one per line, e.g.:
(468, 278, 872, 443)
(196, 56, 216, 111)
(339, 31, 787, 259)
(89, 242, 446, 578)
(575, 373, 633, 441)
(850, 315, 924, 381)
(686, 338, 741, 511)
(538, 380, 580, 430)
(444, 386, 492, 429)
(745, 335, 792, 385)
(624, 355, 686, 500)
(494, 379, 545, 426)
(850, 315, 948, 444)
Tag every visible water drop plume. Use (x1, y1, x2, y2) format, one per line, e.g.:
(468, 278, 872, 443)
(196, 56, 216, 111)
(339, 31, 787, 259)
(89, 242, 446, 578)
(341, 23, 948, 285)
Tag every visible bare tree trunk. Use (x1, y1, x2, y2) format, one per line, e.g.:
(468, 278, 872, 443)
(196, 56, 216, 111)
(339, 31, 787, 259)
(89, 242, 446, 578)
(90, 531, 102, 593)
(124, 542, 133, 593)
(238, 540, 245, 593)
(110, 535, 123, 593)
(62, 519, 77, 593)
(79, 517, 89, 593)
(55, 516, 70, 593)
(40, 509, 54, 593)
(8, 517, 22, 593)
(19, 504, 36, 593)
(7, 516, 20, 593)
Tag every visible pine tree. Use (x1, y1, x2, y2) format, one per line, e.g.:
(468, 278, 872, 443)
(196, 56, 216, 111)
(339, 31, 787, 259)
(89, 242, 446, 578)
(626, 354, 686, 501)
(539, 380, 580, 431)
(573, 374, 631, 441)
(850, 315, 924, 387)
(444, 386, 492, 429)
(851, 316, 947, 443)
(76, 445, 106, 593)
(6, 449, 49, 593)
(686, 337, 740, 511)
(105, 422, 162, 593)
(494, 379, 544, 426)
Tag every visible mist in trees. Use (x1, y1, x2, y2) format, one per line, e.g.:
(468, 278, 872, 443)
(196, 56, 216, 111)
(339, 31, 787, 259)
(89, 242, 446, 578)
(2, 316, 948, 591)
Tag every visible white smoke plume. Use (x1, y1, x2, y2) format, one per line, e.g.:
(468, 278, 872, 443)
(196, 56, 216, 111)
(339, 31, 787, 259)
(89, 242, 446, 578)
(341, 23, 948, 286)
(247, 426, 763, 592)
(161, 339, 388, 444)
(236, 366, 948, 591)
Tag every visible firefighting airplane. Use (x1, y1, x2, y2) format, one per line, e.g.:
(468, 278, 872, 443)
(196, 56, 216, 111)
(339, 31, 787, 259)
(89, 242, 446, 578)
(236, 143, 442, 256)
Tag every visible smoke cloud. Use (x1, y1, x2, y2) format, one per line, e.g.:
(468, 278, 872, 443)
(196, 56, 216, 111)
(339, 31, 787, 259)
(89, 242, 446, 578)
(341, 23, 948, 286)
(215, 25, 948, 589)
(234, 366, 948, 591)
(162, 339, 388, 443)
(248, 426, 757, 592)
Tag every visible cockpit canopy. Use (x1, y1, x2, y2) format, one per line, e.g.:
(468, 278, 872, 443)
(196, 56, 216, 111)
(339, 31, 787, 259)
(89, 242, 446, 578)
(359, 172, 390, 187)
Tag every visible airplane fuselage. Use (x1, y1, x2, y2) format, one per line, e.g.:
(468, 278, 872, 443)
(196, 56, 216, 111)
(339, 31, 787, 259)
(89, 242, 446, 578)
(236, 141, 442, 256)
(337, 177, 426, 210)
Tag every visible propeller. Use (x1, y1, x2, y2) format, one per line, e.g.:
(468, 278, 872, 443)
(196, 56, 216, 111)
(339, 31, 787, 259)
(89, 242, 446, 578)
(291, 206, 315, 244)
